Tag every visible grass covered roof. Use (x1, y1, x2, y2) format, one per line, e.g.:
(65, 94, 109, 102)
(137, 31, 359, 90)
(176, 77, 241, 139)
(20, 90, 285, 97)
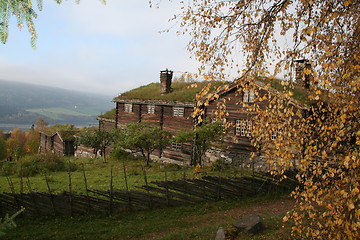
(114, 81, 230, 103)
(98, 108, 116, 120)
(42, 124, 79, 141)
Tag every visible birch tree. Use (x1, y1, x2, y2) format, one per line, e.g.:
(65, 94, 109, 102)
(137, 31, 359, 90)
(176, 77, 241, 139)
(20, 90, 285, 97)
(169, 0, 360, 239)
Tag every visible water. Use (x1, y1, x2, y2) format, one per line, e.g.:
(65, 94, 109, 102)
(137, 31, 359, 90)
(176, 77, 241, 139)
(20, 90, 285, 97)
(0, 122, 98, 133)
(0, 123, 33, 133)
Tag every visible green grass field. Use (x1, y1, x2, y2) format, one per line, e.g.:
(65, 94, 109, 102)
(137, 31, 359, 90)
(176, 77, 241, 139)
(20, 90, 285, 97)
(2, 195, 293, 240)
(0, 154, 245, 195)
(0, 154, 292, 239)
(26, 107, 90, 121)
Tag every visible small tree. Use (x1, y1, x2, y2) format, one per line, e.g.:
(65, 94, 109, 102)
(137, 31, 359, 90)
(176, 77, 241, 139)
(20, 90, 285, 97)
(0, 131, 7, 161)
(114, 123, 172, 166)
(79, 128, 113, 163)
(174, 121, 225, 166)
(6, 128, 26, 161)
(25, 125, 40, 154)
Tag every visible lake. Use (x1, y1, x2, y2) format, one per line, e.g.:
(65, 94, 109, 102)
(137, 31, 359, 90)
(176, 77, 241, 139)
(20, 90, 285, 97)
(0, 122, 99, 133)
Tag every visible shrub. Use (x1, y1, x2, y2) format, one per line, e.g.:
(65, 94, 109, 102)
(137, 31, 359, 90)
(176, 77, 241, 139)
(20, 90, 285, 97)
(0, 162, 17, 176)
(2, 154, 79, 177)
(210, 158, 231, 171)
(110, 148, 135, 162)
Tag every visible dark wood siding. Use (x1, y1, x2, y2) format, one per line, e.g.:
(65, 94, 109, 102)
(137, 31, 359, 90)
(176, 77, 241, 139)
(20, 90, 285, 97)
(39, 133, 53, 153)
(141, 105, 162, 127)
(99, 119, 116, 131)
(53, 134, 64, 155)
(204, 87, 271, 154)
(117, 103, 140, 128)
(162, 106, 194, 132)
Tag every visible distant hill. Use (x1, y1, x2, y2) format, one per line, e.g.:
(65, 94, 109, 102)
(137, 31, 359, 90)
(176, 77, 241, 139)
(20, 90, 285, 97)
(0, 80, 114, 125)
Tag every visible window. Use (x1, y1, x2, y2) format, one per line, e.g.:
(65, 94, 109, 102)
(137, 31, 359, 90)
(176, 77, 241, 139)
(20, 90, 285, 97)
(147, 104, 155, 114)
(124, 103, 132, 112)
(271, 132, 277, 141)
(271, 130, 282, 140)
(173, 106, 184, 117)
(236, 120, 252, 137)
(171, 142, 182, 150)
(243, 90, 255, 103)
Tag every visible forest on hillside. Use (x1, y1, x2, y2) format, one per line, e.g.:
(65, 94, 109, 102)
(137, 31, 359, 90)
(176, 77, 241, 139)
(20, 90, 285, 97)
(0, 80, 113, 124)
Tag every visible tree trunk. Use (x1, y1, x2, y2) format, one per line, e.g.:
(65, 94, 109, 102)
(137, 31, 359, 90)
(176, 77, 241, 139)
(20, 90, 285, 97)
(146, 152, 151, 166)
(102, 147, 106, 163)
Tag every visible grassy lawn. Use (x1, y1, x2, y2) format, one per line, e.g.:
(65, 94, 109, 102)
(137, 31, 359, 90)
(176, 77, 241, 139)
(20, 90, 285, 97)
(1, 154, 293, 239)
(2, 195, 293, 240)
(0, 154, 247, 195)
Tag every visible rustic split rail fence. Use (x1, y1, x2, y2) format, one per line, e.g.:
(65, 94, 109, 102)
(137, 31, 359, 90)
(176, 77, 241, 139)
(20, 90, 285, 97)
(0, 169, 298, 217)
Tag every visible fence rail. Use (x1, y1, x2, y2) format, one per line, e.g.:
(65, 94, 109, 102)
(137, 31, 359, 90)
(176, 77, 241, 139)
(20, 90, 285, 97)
(0, 171, 298, 217)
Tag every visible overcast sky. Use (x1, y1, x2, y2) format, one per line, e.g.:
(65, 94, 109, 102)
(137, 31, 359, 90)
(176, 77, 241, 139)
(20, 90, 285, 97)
(0, 0, 202, 97)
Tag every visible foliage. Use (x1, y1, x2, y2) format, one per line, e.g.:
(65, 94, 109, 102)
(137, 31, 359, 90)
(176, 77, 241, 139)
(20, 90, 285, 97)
(114, 123, 172, 165)
(78, 128, 113, 163)
(209, 158, 231, 171)
(0, 0, 106, 48)
(0, 208, 25, 237)
(175, 0, 360, 239)
(25, 126, 39, 154)
(6, 128, 26, 160)
(0, 132, 7, 160)
(174, 121, 225, 166)
(0, 153, 78, 177)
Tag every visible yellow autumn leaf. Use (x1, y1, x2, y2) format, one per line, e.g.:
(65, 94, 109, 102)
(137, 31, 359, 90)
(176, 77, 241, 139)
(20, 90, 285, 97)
(348, 201, 355, 210)
(304, 68, 312, 75)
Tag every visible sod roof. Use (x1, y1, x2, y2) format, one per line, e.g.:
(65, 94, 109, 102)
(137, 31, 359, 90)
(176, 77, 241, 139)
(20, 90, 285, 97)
(41, 124, 79, 141)
(98, 108, 116, 120)
(113, 81, 230, 103)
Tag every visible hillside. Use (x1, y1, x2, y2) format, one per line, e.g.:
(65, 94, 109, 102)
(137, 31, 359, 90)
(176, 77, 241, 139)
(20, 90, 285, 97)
(0, 80, 114, 124)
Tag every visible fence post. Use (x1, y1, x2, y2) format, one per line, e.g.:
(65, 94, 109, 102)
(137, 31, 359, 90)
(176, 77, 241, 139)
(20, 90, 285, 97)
(122, 159, 132, 210)
(109, 165, 113, 216)
(26, 177, 39, 215)
(6, 176, 21, 211)
(164, 163, 169, 206)
(19, 163, 23, 194)
(44, 173, 56, 216)
(142, 166, 152, 209)
(68, 158, 73, 217)
(82, 164, 91, 212)
(217, 166, 223, 200)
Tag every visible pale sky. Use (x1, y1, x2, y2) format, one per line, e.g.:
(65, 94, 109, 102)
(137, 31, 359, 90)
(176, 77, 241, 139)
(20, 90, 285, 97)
(0, 0, 202, 97)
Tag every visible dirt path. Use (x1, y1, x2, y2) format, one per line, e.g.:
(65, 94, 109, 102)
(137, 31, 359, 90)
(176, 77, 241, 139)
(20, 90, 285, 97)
(139, 197, 294, 240)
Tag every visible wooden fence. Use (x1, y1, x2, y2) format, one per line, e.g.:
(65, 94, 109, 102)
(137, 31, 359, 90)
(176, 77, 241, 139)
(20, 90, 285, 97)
(0, 171, 298, 217)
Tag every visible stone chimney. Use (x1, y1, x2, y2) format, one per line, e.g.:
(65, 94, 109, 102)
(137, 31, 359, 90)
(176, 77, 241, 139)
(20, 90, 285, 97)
(294, 59, 312, 89)
(160, 69, 173, 94)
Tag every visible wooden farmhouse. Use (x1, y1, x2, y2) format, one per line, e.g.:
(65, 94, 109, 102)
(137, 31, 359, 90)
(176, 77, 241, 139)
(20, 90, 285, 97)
(198, 79, 308, 168)
(39, 130, 78, 156)
(99, 70, 226, 163)
(99, 69, 308, 167)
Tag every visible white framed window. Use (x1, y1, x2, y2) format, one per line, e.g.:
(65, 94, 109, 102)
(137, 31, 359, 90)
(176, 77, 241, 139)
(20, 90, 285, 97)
(124, 103, 133, 112)
(173, 106, 184, 117)
(147, 104, 155, 114)
(171, 142, 182, 150)
(236, 120, 252, 137)
(243, 90, 255, 103)
(271, 132, 277, 140)
(271, 130, 282, 140)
